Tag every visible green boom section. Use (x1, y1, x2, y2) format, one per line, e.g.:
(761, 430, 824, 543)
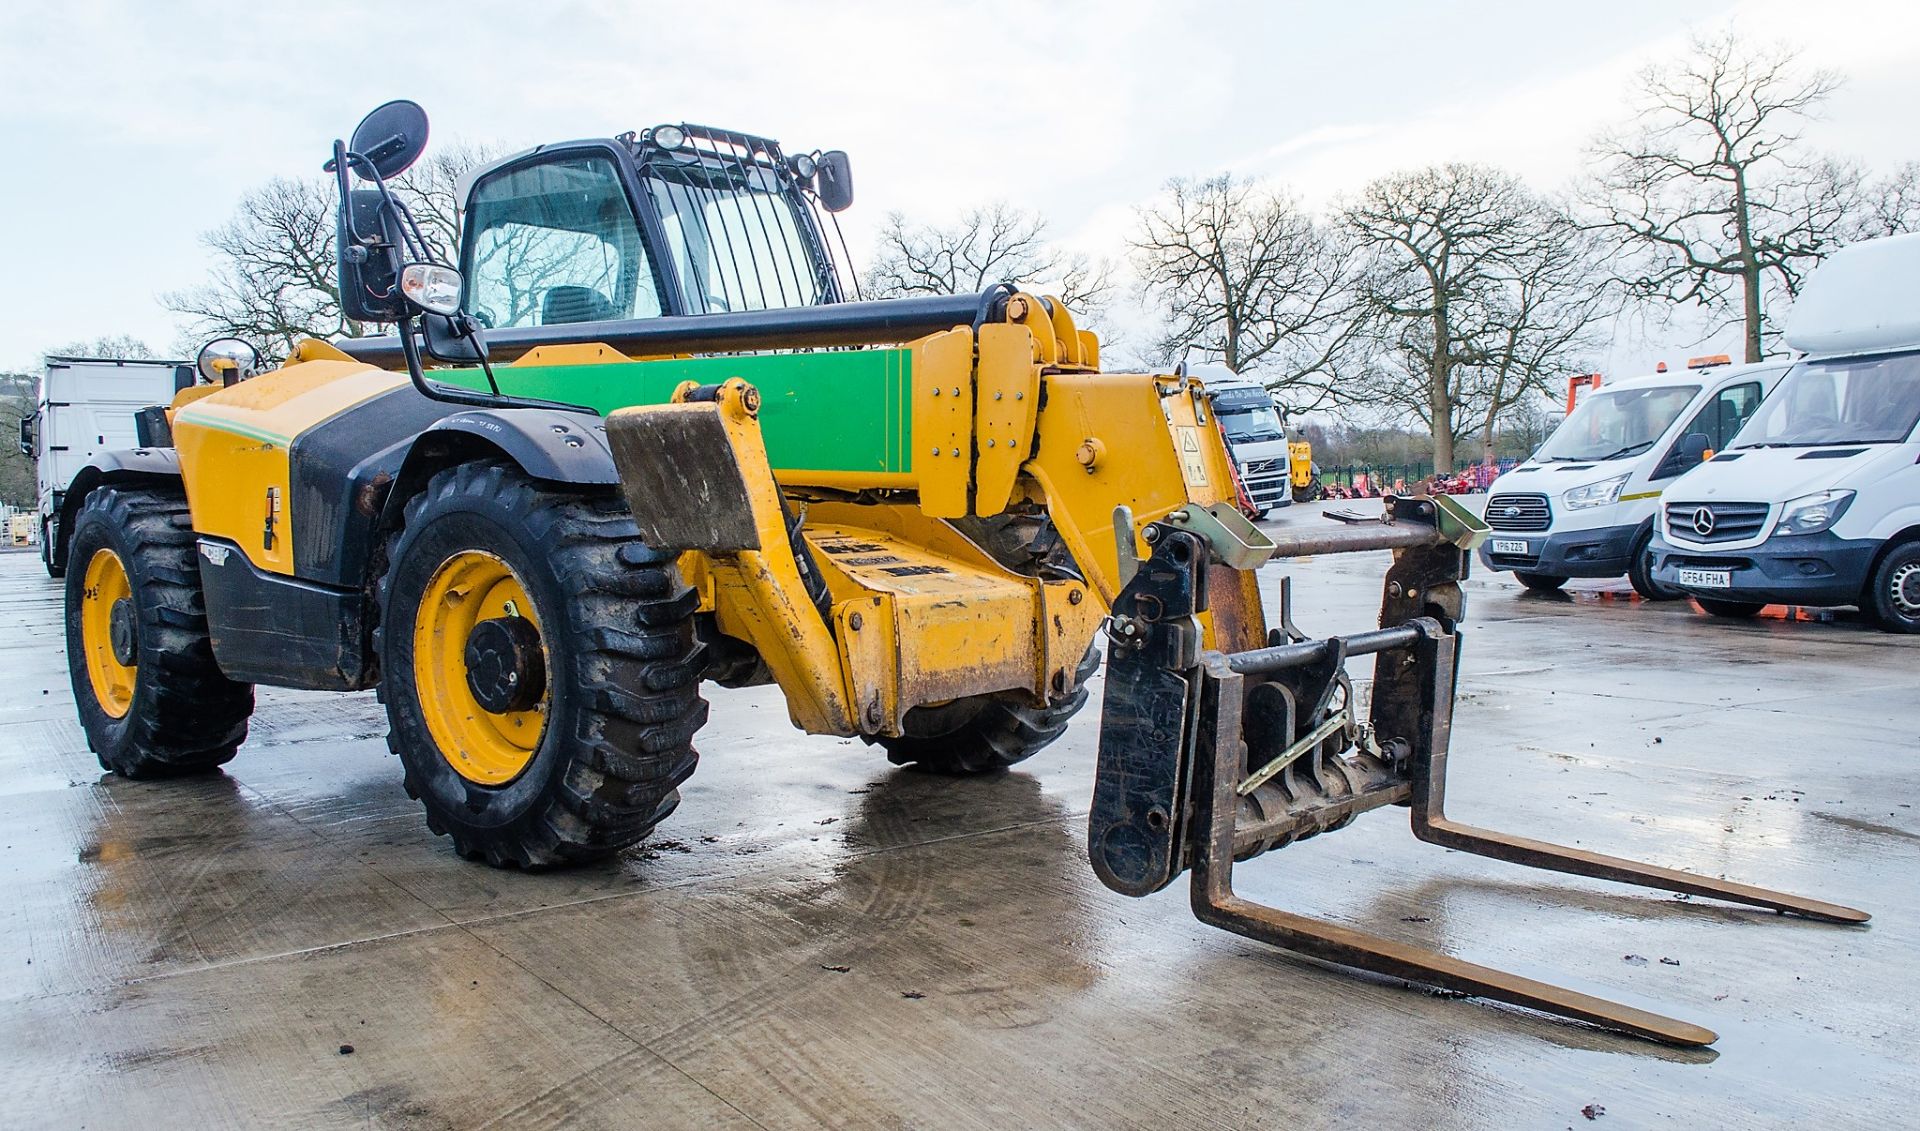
(434, 350, 914, 475)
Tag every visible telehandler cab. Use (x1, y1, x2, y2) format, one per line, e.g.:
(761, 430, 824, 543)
(59, 101, 1865, 1047)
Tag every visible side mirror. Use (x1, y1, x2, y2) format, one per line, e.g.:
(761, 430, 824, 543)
(337, 189, 409, 323)
(196, 338, 263, 386)
(346, 100, 430, 182)
(815, 150, 853, 212)
(17, 415, 33, 458)
(1679, 432, 1711, 466)
(422, 311, 489, 364)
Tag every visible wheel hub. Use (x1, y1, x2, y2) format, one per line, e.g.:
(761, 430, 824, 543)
(108, 597, 138, 665)
(465, 615, 546, 714)
(1892, 562, 1920, 616)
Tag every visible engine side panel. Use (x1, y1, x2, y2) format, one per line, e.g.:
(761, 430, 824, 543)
(172, 361, 409, 576)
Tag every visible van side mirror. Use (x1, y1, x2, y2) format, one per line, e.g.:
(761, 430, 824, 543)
(1680, 432, 1711, 466)
(815, 151, 853, 212)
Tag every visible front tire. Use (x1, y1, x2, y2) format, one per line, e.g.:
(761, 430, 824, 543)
(1627, 529, 1680, 601)
(64, 487, 254, 777)
(378, 462, 707, 868)
(870, 645, 1100, 774)
(1514, 571, 1568, 592)
(1695, 597, 1765, 620)
(1865, 540, 1920, 634)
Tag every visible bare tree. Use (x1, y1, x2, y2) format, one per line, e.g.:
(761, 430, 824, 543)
(1853, 161, 1920, 238)
(1583, 31, 1860, 363)
(1131, 174, 1365, 405)
(165, 144, 498, 357)
(1344, 164, 1603, 472)
(0, 380, 35, 507)
(164, 176, 359, 356)
(864, 202, 1111, 314)
(1465, 216, 1609, 462)
(47, 335, 161, 360)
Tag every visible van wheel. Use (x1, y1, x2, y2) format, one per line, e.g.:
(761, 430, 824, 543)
(1627, 529, 1680, 601)
(1865, 540, 1920, 634)
(1514, 571, 1568, 592)
(1695, 597, 1765, 620)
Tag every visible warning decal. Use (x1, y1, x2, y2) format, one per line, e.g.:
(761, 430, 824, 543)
(1176, 426, 1210, 488)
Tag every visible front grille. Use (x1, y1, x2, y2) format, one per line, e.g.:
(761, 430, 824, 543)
(1666, 501, 1769, 543)
(1486, 493, 1550, 532)
(1241, 458, 1281, 475)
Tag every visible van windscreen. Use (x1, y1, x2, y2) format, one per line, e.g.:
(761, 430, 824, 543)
(1534, 384, 1699, 462)
(1734, 352, 1920, 448)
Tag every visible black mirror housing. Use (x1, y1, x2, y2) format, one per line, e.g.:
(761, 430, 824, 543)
(815, 150, 853, 212)
(423, 312, 489, 364)
(1680, 432, 1711, 465)
(337, 189, 409, 324)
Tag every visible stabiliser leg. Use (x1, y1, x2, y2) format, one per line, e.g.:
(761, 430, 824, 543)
(1090, 515, 1868, 1048)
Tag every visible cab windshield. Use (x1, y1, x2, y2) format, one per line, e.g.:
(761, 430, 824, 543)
(1534, 384, 1699, 462)
(1212, 389, 1285, 444)
(1220, 405, 1285, 444)
(1733, 351, 1920, 447)
(645, 157, 828, 314)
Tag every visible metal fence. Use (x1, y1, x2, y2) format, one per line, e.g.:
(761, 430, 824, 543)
(1317, 458, 1518, 497)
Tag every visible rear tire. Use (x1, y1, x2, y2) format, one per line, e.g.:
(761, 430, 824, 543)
(1627, 529, 1680, 601)
(377, 462, 708, 868)
(870, 645, 1100, 774)
(1865, 539, 1920, 634)
(1514, 571, 1568, 592)
(1695, 597, 1765, 620)
(64, 487, 254, 777)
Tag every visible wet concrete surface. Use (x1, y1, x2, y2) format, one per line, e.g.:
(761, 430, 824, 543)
(1, 505, 1915, 1128)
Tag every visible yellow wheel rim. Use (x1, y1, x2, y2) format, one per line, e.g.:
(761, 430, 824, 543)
(412, 550, 549, 786)
(80, 548, 138, 719)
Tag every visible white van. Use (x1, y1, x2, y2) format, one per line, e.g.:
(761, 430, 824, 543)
(1479, 360, 1788, 597)
(1651, 234, 1920, 633)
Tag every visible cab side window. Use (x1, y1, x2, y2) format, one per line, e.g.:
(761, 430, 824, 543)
(1699, 382, 1764, 449)
(1655, 382, 1763, 478)
(463, 155, 664, 329)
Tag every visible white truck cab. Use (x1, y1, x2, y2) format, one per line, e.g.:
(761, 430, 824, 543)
(1479, 360, 1788, 597)
(22, 356, 192, 576)
(1191, 366, 1293, 516)
(1651, 234, 1920, 632)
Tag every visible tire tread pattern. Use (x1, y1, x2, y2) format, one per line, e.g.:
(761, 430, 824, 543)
(376, 462, 707, 869)
(870, 645, 1101, 774)
(68, 488, 253, 777)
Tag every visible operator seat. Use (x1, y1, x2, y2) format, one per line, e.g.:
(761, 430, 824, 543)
(542, 285, 618, 325)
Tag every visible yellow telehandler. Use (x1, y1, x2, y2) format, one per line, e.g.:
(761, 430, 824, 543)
(55, 101, 1863, 1047)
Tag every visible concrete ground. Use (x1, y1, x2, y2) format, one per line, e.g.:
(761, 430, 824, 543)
(1, 504, 1915, 1129)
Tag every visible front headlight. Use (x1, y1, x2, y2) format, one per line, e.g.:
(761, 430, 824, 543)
(1563, 474, 1630, 511)
(1774, 489, 1855, 536)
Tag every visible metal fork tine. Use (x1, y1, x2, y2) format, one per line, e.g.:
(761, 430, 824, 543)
(1412, 817, 1871, 923)
(1193, 656, 1717, 1047)
(1405, 637, 1870, 924)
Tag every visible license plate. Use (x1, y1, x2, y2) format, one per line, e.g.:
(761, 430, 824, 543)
(1677, 568, 1732, 589)
(1490, 539, 1530, 555)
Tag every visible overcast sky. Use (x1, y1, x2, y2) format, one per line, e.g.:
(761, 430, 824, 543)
(3, 0, 1916, 376)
